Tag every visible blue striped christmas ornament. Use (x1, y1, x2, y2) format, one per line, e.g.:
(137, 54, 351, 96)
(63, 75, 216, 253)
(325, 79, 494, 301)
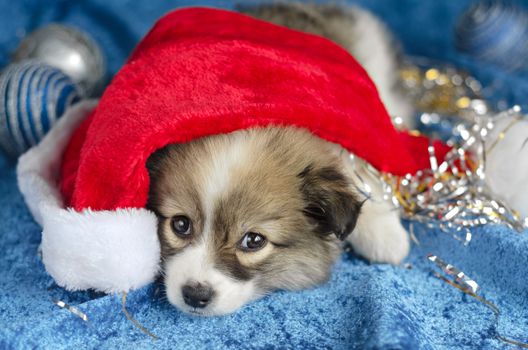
(0, 61, 81, 158)
(455, 0, 528, 71)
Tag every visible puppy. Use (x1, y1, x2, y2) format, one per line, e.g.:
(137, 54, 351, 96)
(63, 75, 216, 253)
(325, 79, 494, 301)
(147, 128, 409, 316)
(146, 3, 410, 316)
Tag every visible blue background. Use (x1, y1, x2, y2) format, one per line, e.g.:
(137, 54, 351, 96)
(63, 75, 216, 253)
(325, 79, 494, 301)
(1, 1, 528, 349)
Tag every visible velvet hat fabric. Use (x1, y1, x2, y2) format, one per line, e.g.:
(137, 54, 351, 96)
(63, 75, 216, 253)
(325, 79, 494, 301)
(18, 7, 443, 293)
(59, 7, 428, 212)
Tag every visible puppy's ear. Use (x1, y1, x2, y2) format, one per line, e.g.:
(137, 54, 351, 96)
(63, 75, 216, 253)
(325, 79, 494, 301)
(298, 165, 363, 240)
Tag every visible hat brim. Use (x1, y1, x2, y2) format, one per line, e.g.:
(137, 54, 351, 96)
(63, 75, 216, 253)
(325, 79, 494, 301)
(17, 100, 160, 293)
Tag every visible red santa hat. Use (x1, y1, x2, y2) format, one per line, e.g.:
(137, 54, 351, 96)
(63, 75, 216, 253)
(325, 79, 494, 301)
(17, 7, 445, 293)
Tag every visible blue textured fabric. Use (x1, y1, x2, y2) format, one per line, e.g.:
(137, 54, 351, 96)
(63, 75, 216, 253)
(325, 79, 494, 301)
(1, 1, 527, 349)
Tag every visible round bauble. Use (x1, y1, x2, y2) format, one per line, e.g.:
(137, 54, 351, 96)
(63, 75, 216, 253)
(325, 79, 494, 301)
(0, 61, 81, 158)
(455, 1, 528, 71)
(12, 24, 105, 96)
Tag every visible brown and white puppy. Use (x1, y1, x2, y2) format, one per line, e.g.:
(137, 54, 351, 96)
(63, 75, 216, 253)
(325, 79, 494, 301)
(147, 127, 409, 316)
(146, 3, 411, 316)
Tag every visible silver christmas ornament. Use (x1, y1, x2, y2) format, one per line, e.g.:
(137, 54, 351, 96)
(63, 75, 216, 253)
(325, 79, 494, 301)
(0, 60, 81, 158)
(12, 24, 106, 96)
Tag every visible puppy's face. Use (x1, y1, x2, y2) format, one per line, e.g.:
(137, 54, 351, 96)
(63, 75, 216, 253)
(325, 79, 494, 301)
(146, 127, 362, 316)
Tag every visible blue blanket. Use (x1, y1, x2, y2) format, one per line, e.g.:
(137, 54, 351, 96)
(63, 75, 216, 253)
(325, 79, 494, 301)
(1, 1, 527, 349)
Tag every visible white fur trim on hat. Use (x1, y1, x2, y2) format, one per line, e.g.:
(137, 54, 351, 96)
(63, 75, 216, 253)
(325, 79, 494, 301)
(17, 100, 160, 293)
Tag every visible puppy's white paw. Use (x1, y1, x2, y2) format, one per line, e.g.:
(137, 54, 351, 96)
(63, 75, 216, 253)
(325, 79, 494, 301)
(347, 209, 409, 265)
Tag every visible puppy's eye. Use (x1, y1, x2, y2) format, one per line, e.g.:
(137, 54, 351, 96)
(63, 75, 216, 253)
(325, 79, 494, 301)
(171, 215, 192, 237)
(238, 232, 267, 252)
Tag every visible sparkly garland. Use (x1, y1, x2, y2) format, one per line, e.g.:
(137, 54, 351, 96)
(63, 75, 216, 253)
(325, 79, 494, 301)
(393, 60, 527, 234)
(389, 60, 526, 346)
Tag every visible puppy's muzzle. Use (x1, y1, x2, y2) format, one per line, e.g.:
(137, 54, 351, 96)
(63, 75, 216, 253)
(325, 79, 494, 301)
(182, 282, 215, 309)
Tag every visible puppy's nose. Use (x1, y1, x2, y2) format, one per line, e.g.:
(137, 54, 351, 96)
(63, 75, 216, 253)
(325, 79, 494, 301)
(182, 283, 215, 308)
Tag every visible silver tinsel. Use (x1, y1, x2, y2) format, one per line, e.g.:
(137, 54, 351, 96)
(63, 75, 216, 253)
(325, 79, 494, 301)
(428, 254, 528, 348)
(381, 62, 528, 241)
